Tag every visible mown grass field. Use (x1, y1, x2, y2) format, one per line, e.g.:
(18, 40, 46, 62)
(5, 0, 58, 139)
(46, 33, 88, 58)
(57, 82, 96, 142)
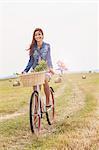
(0, 73, 99, 150)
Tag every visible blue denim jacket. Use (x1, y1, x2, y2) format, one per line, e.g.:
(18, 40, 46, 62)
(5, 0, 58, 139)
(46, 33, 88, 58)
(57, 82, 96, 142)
(24, 42, 53, 72)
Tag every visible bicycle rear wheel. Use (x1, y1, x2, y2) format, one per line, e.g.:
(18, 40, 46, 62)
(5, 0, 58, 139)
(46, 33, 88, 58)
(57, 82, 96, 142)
(29, 91, 41, 133)
(46, 87, 55, 125)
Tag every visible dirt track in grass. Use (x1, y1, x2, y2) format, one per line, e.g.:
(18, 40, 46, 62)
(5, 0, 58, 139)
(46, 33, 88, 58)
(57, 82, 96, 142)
(0, 74, 99, 150)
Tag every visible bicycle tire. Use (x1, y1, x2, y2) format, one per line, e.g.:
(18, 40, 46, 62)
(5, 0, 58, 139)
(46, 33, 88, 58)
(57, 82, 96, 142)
(29, 91, 41, 133)
(46, 87, 55, 125)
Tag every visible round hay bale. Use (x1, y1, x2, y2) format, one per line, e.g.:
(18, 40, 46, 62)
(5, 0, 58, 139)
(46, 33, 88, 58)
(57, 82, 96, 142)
(13, 81, 20, 86)
(9, 79, 12, 82)
(82, 75, 86, 79)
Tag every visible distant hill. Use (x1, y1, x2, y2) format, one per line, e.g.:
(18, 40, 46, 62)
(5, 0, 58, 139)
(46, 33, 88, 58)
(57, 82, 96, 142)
(0, 75, 17, 80)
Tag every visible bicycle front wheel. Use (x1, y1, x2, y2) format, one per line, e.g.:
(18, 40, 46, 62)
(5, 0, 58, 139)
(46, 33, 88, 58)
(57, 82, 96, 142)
(29, 91, 41, 133)
(46, 87, 55, 125)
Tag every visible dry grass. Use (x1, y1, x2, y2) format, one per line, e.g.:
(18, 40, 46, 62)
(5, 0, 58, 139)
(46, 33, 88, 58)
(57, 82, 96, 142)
(0, 73, 99, 150)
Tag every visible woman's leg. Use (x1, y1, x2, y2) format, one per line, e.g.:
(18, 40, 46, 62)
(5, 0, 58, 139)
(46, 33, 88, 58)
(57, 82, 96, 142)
(43, 78, 50, 106)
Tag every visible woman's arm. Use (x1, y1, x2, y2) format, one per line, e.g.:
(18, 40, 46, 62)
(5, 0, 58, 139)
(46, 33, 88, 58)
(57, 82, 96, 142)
(23, 55, 33, 73)
(46, 44, 53, 68)
(46, 44, 55, 75)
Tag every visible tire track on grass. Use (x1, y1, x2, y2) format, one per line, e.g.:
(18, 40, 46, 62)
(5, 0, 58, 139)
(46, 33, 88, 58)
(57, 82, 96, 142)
(40, 78, 85, 135)
(0, 79, 66, 122)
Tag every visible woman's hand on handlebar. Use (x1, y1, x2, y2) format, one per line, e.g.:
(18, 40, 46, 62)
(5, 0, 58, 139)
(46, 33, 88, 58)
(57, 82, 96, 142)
(48, 68, 55, 75)
(21, 71, 27, 74)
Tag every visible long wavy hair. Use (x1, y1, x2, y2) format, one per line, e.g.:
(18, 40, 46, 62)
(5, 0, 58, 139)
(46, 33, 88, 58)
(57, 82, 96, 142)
(27, 28, 44, 56)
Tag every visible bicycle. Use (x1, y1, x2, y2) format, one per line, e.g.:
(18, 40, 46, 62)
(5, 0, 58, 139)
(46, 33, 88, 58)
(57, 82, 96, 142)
(20, 71, 55, 134)
(29, 84, 54, 133)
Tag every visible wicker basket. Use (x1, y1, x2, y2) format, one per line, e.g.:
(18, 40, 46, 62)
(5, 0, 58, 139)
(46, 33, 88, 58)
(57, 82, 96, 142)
(20, 71, 45, 87)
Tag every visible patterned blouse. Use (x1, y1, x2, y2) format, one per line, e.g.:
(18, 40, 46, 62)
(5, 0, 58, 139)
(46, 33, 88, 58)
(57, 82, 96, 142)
(24, 42, 53, 72)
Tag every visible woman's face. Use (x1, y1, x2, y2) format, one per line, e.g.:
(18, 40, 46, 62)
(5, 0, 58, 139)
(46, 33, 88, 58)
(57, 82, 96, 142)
(34, 30, 43, 42)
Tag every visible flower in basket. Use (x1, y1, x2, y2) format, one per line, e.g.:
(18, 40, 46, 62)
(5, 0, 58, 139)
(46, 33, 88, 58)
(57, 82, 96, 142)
(34, 60, 48, 72)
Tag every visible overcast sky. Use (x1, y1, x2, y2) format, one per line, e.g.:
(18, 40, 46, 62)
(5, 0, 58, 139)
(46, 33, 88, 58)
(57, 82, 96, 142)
(0, 0, 99, 77)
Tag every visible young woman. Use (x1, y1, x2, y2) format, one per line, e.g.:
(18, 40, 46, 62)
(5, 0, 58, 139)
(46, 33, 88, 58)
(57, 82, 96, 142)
(22, 28, 54, 106)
